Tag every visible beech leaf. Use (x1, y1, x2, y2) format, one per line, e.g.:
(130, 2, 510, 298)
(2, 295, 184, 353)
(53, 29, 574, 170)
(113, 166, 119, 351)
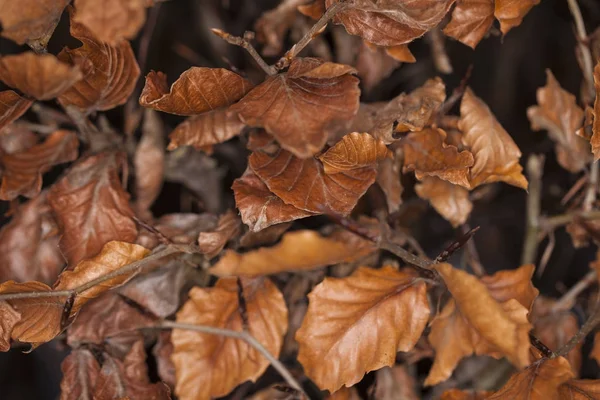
(318, 132, 391, 174)
(134, 110, 165, 216)
(494, 0, 540, 35)
(59, 349, 101, 400)
(197, 210, 241, 259)
(376, 154, 404, 214)
(443, 0, 494, 49)
(0, 302, 20, 351)
(0, 91, 33, 132)
(415, 176, 473, 227)
(172, 277, 288, 399)
(0, 0, 69, 48)
(296, 266, 430, 392)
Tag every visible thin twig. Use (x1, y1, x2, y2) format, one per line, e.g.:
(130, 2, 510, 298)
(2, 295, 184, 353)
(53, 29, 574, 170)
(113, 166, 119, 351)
(521, 155, 545, 266)
(212, 29, 276, 75)
(537, 229, 555, 278)
(426, 27, 453, 74)
(160, 320, 306, 396)
(554, 294, 600, 357)
(434, 226, 480, 265)
(566, 0, 595, 101)
(529, 332, 554, 358)
(541, 210, 600, 230)
(584, 161, 599, 211)
(551, 269, 597, 312)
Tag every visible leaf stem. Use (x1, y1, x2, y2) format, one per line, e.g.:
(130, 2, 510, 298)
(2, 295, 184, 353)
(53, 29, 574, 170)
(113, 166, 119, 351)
(211, 29, 277, 76)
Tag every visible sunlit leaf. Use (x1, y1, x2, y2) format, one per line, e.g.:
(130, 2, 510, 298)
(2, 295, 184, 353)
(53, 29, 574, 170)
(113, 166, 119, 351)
(318, 132, 391, 174)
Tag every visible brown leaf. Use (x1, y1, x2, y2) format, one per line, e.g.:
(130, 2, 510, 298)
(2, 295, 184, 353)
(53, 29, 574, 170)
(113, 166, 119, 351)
(440, 389, 492, 399)
(0, 130, 79, 200)
(167, 108, 245, 153)
(370, 365, 419, 400)
(73, 0, 149, 44)
(153, 331, 175, 388)
(172, 277, 288, 399)
(591, 62, 600, 160)
(231, 58, 360, 158)
(48, 152, 138, 266)
(0, 302, 20, 351)
(250, 148, 376, 215)
(255, 0, 307, 56)
(403, 128, 474, 188)
(0, 122, 38, 154)
(385, 44, 416, 63)
(415, 176, 472, 227)
(318, 132, 391, 174)
(60, 349, 101, 400)
(376, 152, 403, 214)
(494, 0, 540, 35)
(326, 0, 455, 46)
(299, 0, 325, 19)
(136, 212, 217, 249)
(459, 88, 527, 189)
(327, 387, 361, 400)
(0, 91, 33, 132)
(296, 266, 430, 392)
(57, 7, 141, 113)
(488, 357, 573, 399)
(140, 68, 252, 116)
(233, 169, 315, 232)
(0, 53, 82, 100)
(480, 264, 538, 310)
(355, 41, 400, 92)
(443, 0, 494, 49)
(135, 110, 165, 216)
(198, 210, 241, 259)
(527, 70, 589, 172)
(0, 193, 64, 284)
(592, 332, 600, 365)
(240, 222, 292, 248)
(54, 241, 150, 315)
(210, 229, 376, 276)
(0, 0, 69, 48)
(558, 379, 600, 399)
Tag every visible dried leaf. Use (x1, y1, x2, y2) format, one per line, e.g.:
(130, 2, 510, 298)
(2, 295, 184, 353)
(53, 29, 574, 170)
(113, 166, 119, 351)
(376, 153, 403, 214)
(197, 210, 241, 259)
(136, 212, 217, 249)
(296, 266, 430, 392)
(592, 332, 600, 365)
(57, 8, 141, 112)
(0, 302, 20, 351)
(135, 110, 165, 216)
(527, 70, 589, 172)
(167, 108, 245, 153)
(250, 148, 376, 215)
(326, 0, 455, 46)
(231, 58, 360, 158)
(0, 53, 82, 100)
(327, 387, 361, 400)
(591, 63, 600, 160)
(0, 0, 69, 47)
(140, 68, 252, 116)
(318, 132, 391, 174)
(403, 128, 474, 188)
(494, 0, 540, 35)
(233, 169, 315, 232)
(255, 0, 307, 56)
(480, 264, 538, 310)
(440, 389, 492, 399)
(54, 241, 150, 315)
(153, 331, 175, 388)
(210, 229, 375, 276)
(443, 0, 494, 49)
(459, 88, 527, 189)
(370, 365, 419, 400)
(48, 152, 138, 266)
(385, 44, 416, 63)
(415, 176, 472, 227)
(60, 349, 101, 400)
(73, 0, 150, 44)
(172, 277, 288, 399)
(0, 91, 33, 132)
(0, 130, 79, 200)
(558, 379, 600, 399)
(355, 41, 400, 92)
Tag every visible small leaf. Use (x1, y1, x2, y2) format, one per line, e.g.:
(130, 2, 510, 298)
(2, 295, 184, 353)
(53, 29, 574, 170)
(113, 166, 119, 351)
(415, 176, 472, 227)
(0, 91, 33, 132)
(443, 0, 494, 49)
(494, 0, 540, 35)
(134, 110, 165, 217)
(60, 349, 101, 400)
(376, 153, 403, 214)
(198, 210, 241, 259)
(0, 0, 69, 47)
(296, 266, 430, 392)
(318, 132, 391, 174)
(0, 302, 20, 351)
(172, 277, 288, 399)
(140, 69, 252, 116)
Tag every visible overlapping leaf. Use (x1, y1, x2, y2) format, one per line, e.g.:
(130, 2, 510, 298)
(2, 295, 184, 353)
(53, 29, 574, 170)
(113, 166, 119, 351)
(318, 132, 391, 174)
(415, 176, 472, 227)
(494, 0, 540, 35)
(0, 91, 33, 131)
(443, 0, 494, 49)
(376, 152, 403, 213)
(197, 210, 241, 259)
(0, 0, 69, 48)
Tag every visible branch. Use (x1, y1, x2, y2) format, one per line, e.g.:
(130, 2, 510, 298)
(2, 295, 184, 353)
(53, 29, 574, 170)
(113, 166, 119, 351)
(566, 0, 595, 101)
(521, 154, 544, 265)
(540, 210, 600, 230)
(160, 320, 306, 396)
(211, 29, 276, 76)
(551, 269, 597, 312)
(554, 294, 600, 358)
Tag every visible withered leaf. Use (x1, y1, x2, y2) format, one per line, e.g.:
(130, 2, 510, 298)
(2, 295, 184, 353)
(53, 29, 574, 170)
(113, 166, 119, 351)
(415, 176, 472, 227)
(527, 70, 589, 172)
(370, 365, 419, 400)
(140, 68, 252, 116)
(210, 229, 376, 276)
(73, 0, 150, 44)
(57, 8, 141, 113)
(0, 130, 79, 200)
(197, 210, 241, 259)
(355, 41, 400, 92)
(0, 122, 38, 154)
(480, 264, 538, 310)
(443, 0, 494, 49)
(167, 108, 245, 153)
(135, 110, 165, 216)
(0, 91, 33, 132)
(326, 0, 455, 46)
(0, 0, 69, 48)
(402, 127, 474, 188)
(494, 0, 540, 35)
(318, 132, 391, 174)
(48, 152, 138, 266)
(153, 331, 175, 388)
(327, 387, 361, 400)
(60, 349, 101, 400)
(385, 44, 416, 63)
(172, 277, 288, 399)
(233, 169, 315, 232)
(0, 53, 82, 100)
(54, 241, 150, 316)
(0, 302, 20, 351)
(136, 212, 217, 249)
(440, 389, 492, 399)
(376, 152, 403, 214)
(231, 58, 360, 158)
(254, 0, 307, 56)
(558, 379, 600, 399)
(250, 148, 376, 215)
(459, 88, 527, 189)
(591, 62, 600, 160)
(296, 266, 430, 392)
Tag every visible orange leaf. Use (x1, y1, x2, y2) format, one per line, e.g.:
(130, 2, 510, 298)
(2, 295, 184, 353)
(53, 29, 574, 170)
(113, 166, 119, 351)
(57, 7, 141, 112)
(48, 152, 138, 266)
(558, 379, 600, 399)
(0, 91, 33, 132)
(54, 241, 150, 315)
(140, 69, 252, 116)
(376, 153, 404, 214)
(415, 176, 472, 227)
(231, 57, 360, 158)
(325, 0, 455, 47)
(527, 69, 589, 172)
(172, 277, 288, 399)
(459, 88, 527, 189)
(591, 62, 600, 160)
(0, 0, 69, 48)
(494, 0, 540, 35)
(210, 229, 376, 276)
(318, 132, 391, 174)
(385, 44, 416, 63)
(0, 53, 82, 100)
(440, 389, 492, 399)
(402, 127, 474, 188)
(0, 302, 20, 351)
(443, 0, 494, 49)
(480, 264, 538, 311)
(197, 210, 241, 259)
(249, 148, 376, 215)
(296, 266, 430, 392)
(327, 386, 361, 400)
(0, 130, 79, 200)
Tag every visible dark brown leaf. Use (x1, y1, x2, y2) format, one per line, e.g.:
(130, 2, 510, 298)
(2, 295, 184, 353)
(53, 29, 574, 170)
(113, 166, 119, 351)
(60, 349, 101, 400)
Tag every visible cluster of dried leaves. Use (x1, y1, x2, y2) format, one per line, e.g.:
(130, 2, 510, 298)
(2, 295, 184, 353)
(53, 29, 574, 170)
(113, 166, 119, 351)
(3, 0, 600, 399)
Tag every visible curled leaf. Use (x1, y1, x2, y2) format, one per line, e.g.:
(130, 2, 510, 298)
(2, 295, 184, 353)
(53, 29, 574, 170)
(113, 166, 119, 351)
(443, 0, 494, 49)
(197, 210, 241, 259)
(318, 132, 391, 174)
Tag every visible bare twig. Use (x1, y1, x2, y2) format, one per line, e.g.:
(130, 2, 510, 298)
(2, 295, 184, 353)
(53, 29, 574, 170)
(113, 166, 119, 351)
(426, 28, 453, 74)
(212, 29, 276, 75)
(529, 332, 554, 358)
(160, 320, 306, 396)
(521, 155, 545, 266)
(554, 294, 600, 357)
(437, 64, 473, 118)
(584, 161, 599, 211)
(566, 0, 595, 101)
(537, 229, 555, 278)
(541, 210, 600, 230)
(434, 226, 481, 266)
(551, 269, 597, 312)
